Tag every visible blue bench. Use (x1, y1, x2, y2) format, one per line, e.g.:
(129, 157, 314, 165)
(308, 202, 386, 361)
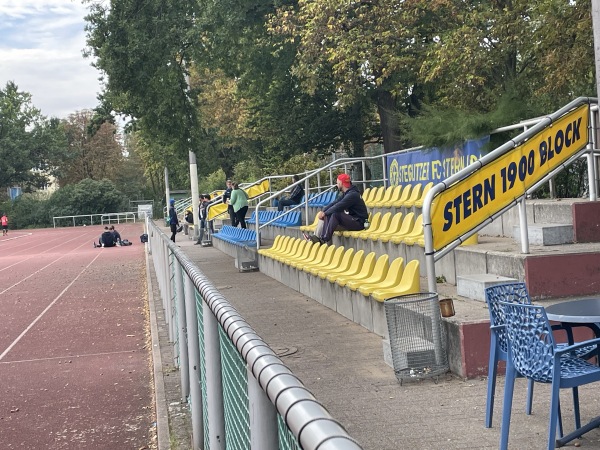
(212, 225, 257, 246)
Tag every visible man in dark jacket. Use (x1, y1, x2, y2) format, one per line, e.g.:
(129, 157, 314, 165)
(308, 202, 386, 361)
(96, 226, 116, 247)
(222, 179, 235, 225)
(310, 173, 368, 244)
(277, 174, 305, 211)
(168, 199, 179, 242)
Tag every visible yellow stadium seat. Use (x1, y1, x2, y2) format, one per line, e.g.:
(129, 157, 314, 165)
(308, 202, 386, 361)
(390, 185, 413, 209)
(358, 257, 405, 296)
(326, 250, 365, 282)
(344, 212, 381, 238)
(391, 214, 422, 245)
(274, 238, 302, 262)
(319, 248, 355, 279)
(296, 243, 329, 271)
(346, 254, 390, 291)
(300, 214, 320, 232)
(382, 185, 403, 208)
(371, 259, 420, 301)
(361, 187, 372, 201)
(289, 242, 322, 268)
(283, 240, 313, 265)
(388, 213, 416, 245)
(364, 187, 381, 206)
(373, 212, 404, 243)
(403, 215, 425, 245)
(335, 252, 377, 287)
(365, 186, 385, 208)
(271, 236, 296, 258)
(402, 183, 423, 208)
(258, 235, 283, 256)
(303, 244, 336, 273)
(413, 182, 434, 209)
(309, 246, 345, 275)
(373, 186, 396, 208)
(259, 235, 288, 257)
(358, 212, 391, 240)
(276, 239, 306, 262)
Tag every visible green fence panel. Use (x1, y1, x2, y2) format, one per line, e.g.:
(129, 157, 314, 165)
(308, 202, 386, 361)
(278, 414, 301, 450)
(219, 325, 250, 449)
(196, 290, 210, 450)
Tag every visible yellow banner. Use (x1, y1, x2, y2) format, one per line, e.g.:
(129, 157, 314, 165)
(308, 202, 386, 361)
(431, 104, 590, 250)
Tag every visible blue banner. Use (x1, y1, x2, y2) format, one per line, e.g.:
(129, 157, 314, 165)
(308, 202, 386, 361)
(386, 137, 490, 187)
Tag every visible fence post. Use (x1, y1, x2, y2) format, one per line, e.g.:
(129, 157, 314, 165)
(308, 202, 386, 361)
(184, 274, 204, 450)
(203, 299, 226, 449)
(174, 262, 190, 397)
(166, 248, 175, 342)
(247, 366, 278, 450)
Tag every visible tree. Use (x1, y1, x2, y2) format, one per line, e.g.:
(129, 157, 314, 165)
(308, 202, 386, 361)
(0, 82, 67, 192)
(59, 111, 124, 186)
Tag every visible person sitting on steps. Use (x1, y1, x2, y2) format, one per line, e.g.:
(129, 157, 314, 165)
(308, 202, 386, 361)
(306, 173, 368, 245)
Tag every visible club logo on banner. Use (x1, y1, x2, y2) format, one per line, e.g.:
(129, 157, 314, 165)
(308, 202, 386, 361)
(386, 137, 490, 187)
(430, 104, 590, 250)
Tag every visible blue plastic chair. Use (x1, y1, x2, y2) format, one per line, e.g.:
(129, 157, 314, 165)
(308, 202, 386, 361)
(499, 302, 600, 450)
(484, 283, 535, 428)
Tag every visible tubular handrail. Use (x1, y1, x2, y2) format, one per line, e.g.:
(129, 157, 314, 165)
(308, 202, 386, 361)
(422, 96, 599, 293)
(146, 219, 362, 449)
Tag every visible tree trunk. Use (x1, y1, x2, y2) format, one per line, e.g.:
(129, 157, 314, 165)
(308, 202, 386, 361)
(376, 89, 402, 154)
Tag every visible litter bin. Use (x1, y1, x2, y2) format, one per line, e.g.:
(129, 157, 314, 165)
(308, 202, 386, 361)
(235, 242, 259, 272)
(384, 292, 448, 382)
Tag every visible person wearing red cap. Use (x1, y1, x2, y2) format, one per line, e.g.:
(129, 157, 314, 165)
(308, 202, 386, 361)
(307, 173, 369, 245)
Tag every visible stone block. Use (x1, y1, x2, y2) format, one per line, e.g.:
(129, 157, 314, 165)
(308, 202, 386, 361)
(456, 273, 517, 302)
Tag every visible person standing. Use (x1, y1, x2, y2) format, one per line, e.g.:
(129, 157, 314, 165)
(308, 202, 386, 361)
(309, 173, 368, 244)
(1, 213, 7, 236)
(277, 174, 305, 211)
(222, 179, 235, 225)
(230, 182, 249, 229)
(195, 194, 215, 245)
(168, 199, 179, 242)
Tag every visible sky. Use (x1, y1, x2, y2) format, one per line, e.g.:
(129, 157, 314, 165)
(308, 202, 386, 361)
(0, 0, 102, 119)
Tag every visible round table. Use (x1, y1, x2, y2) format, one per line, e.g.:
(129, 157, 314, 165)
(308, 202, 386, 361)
(545, 298, 600, 323)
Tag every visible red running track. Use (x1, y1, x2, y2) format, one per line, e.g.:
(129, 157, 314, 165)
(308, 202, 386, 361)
(0, 224, 154, 449)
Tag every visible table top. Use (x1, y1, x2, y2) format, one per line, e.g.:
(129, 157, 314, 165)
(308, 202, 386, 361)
(545, 298, 600, 323)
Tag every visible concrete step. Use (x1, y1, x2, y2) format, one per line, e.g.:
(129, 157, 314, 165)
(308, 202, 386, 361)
(512, 223, 573, 246)
(456, 274, 518, 302)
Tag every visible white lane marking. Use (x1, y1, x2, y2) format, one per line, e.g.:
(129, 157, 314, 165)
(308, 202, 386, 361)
(0, 233, 33, 242)
(0, 237, 97, 293)
(0, 349, 137, 365)
(0, 251, 103, 361)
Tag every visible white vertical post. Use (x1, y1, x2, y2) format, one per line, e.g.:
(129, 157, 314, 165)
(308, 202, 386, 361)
(592, 2, 600, 103)
(165, 248, 175, 342)
(184, 274, 204, 450)
(189, 152, 200, 239)
(165, 166, 171, 220)
(174, 262, 190, 397)
(247, 367, 278, 450)
(203, 301, 226, 449)
(518, 198, 529, 254)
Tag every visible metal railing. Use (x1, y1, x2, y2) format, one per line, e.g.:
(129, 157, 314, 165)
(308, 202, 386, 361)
(146, 218, 362, 450)
(52, 212, 137, 228)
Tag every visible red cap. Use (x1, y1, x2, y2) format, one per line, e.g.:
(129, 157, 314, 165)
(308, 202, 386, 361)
(337, 173, 351, 188)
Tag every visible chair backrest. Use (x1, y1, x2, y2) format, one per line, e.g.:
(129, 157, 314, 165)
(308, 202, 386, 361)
(500, 301, 555, 383)
(485, 282, 531, 355)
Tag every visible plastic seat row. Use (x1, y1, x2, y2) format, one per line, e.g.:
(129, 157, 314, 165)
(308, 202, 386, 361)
(271, 210, 301, 228)
(364, 182, 434, 210)
(212, 225, 256, 246)
(246, 210, 300, 227)
(307, 191, 337, 208)
(259, 236, 420, 302)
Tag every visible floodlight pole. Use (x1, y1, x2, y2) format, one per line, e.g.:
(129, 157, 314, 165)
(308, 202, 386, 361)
(165, 166, 171, 218)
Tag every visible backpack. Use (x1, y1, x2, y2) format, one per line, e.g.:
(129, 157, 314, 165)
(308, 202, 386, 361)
(140, 233, 148, 243)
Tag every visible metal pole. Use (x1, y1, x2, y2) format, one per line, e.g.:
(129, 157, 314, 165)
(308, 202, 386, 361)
(588, 107, 598, 201)
(518, 198, 529, 254)
(382, 154, 387, 185)
(189, 152, 201, 239)
(165, 249, 175, 342)
(247, 366, 278, 450)
(593, 1, 600, 103)
(174, 262, 190, 398)
(184, 274, 204, 450)
(165, 166, 171, 220)
(362, 160, 367, 192)
(203, 300, 226, 449)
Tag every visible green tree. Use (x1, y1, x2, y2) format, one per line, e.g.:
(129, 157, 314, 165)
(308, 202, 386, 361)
(0, 82, 66, 192)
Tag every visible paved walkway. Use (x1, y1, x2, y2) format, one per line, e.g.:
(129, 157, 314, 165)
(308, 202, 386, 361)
(155, 231, 600, 449)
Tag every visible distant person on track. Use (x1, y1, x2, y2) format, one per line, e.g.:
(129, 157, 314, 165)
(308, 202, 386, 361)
(95, 227, 117, 248)
(1, 213, 7, 236)
(109, 225, 122, 245)
(168, 199, 179, 243)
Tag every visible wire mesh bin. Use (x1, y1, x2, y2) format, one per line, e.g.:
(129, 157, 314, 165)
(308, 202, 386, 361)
(384, 292, 448, 382)
(235, 242, 259, 272)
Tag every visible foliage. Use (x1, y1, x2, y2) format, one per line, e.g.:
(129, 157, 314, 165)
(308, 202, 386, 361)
(0, 82, 67, 191)
(48, 178, 126, 217)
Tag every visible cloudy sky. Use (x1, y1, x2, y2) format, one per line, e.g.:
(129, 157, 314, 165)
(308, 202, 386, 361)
(0, 0, 102, 119)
